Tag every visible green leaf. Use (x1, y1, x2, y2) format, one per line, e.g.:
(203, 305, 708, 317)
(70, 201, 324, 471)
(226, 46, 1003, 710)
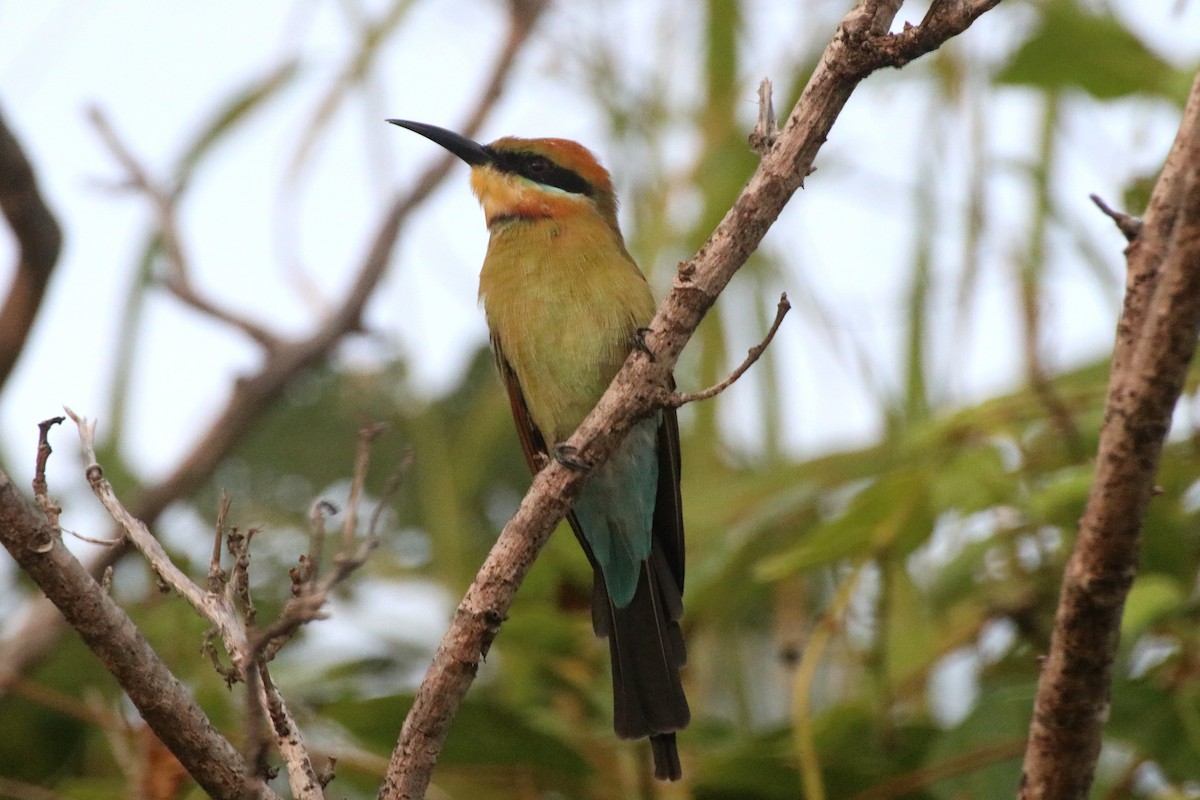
(811, 704, 939, 798)
(927, 681, 1033, 799)
(756, 468, 934, 579)
(692, 725, 801, 800)
(321, 694, 591, 778)
(1108, 676, 1200, 781)
(997, 0, 1187, 102)
(1120, 574, 1185, 638)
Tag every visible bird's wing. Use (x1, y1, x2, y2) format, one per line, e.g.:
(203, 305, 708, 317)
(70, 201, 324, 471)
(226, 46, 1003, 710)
(492, 334, 605, 576)
(492, 335, 548, 473)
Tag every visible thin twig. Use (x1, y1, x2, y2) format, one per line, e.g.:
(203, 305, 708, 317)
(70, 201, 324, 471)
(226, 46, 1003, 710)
(260, 666, 320, 798)
(243, 661, 273, 780)
(255, 438, 408, 656)
(1089, 192, 1143, 242)
(208, 491, 232, 592)
(343, 422, 387, 551)
(307, 499, 334, 580)
(61, 529, 122, 547)
(367, 449, 413, 541)
(86, 107, 282, 350)
(664, 293, 790, 407)
(32, 416, 64, 527)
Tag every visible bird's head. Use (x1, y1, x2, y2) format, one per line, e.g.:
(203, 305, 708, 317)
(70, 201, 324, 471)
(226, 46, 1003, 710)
(388, 119, 621, 235)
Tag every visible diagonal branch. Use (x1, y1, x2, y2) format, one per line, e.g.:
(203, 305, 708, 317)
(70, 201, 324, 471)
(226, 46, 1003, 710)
(378, 1, 1000, 797)
(1018, 68, 1200, 800)
(0, 108, 63, 392)
(88, 106, 283, 350)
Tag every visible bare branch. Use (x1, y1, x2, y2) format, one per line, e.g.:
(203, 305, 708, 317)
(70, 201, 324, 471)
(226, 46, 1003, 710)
(67, 408, 246, 646)
(0, 465, 277, 799)
(664, 293, 790, 407)
(1019, 70, 1200, 799)
(66, 409, 330, 797)
(87, 107, 283, 350)
(342, 422, 387, 551)
(378, 2, 999, 796)
(0, 109, 63, 393)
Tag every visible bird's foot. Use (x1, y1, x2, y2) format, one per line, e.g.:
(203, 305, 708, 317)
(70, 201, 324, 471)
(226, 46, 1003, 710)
(631, 327, 656, 361)
(553, 444, 591, 470)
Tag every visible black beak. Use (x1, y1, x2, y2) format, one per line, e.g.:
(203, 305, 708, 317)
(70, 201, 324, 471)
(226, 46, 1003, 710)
(387, 119, 492, 167)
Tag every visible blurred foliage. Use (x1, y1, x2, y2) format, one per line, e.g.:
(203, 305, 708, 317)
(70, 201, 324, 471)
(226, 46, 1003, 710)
(4, 0, 1200, 799)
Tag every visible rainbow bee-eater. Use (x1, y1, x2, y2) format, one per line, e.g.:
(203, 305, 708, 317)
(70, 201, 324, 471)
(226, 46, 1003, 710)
(389, 119, 689, 780)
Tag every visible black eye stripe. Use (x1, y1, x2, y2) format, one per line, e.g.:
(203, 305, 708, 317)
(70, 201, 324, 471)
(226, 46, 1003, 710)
(486, 148, 593, 197)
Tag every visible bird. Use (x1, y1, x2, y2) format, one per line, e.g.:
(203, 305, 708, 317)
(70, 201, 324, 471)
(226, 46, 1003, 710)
(388, 119, 689, 780)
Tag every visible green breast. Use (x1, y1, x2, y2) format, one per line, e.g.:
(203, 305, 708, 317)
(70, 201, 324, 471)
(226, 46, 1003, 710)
(479, 218, 655, 443)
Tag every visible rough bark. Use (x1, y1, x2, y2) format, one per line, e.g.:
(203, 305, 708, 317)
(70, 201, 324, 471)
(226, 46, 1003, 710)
(1018, 69, 1200, 799)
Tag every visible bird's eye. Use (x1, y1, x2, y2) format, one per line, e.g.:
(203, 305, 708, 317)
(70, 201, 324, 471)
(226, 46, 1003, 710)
(527, 156, 551, 175)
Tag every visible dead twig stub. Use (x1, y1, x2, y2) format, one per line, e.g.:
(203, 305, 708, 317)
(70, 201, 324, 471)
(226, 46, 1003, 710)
(1089, 193, 1143, 242)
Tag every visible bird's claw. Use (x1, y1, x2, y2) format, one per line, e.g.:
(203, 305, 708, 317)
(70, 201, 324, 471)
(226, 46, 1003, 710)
(631, 327, 656, 361)
(553, 444, 591, 470)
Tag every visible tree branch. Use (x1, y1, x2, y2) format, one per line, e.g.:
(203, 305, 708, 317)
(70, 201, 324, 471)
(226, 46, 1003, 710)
(1018, 69, 1200, 800)
(66, 411, 396, 798)
(0, 107, 63, 392)
(88, 105, 283, 350)
(378, 1, 1000, 797)
(0, 464, 278, 800)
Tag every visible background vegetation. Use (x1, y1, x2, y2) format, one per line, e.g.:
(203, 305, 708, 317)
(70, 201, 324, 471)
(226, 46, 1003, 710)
(1, 1, 1199, 798)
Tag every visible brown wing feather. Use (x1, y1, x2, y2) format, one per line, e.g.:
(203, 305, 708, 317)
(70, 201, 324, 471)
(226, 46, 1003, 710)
(492, 335, 594, 552)
(493, 335, 547, 474)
